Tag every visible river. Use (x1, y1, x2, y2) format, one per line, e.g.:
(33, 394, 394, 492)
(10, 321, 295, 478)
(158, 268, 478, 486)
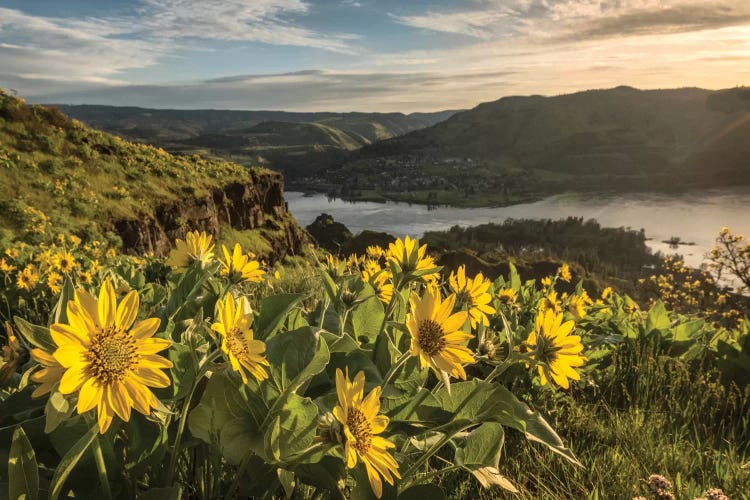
(286, 188, 750, 269)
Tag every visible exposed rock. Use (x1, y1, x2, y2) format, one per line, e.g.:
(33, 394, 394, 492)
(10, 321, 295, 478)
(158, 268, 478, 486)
(115, 169, 309, 263)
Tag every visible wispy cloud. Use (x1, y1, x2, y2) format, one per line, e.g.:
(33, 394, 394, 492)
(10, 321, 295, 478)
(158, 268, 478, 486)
(391, 0, 750, 42)
(391, 9, 510, 39)
(0, 1, 355, 86)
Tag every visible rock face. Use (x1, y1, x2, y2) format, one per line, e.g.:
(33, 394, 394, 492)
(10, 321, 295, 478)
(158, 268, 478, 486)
(115, 169, 309, 262)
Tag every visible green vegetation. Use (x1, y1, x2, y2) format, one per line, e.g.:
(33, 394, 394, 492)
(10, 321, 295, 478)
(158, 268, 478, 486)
(315, 86, 750, 206)
(1, 233, 748, 499)
(0, 90, 307, 262)
(0, 90, 264, 240)
(55, 103, 457, 181)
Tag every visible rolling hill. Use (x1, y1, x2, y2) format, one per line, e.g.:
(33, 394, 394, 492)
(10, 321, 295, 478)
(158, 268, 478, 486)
(314, 86, 750, 205)
(52, 104, 457, 178)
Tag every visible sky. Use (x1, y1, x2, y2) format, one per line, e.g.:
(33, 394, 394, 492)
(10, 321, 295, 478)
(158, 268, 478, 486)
(1, 0, 749, 112)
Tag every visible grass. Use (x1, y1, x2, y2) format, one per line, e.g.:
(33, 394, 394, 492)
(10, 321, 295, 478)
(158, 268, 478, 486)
(438, 337, 750, 499)
(0, 90, 274, 242)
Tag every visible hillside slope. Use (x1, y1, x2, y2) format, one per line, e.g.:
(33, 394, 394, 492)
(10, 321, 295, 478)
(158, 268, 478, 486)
(52, 105, 457, 178)
(322, 86, 750, 202)
(0, 90, 307, 260)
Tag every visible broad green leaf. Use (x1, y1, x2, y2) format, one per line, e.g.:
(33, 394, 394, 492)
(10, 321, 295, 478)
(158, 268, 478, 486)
(13, 317, 55, 352)
(321, 330, 361, 354)
(385, 388, 448, 424)
(255, 293, 304, 341)
(277, 468, 295, 498)
(263, 393, 319, 463)
(646, 300, 670, 332)
(44, 392, 75, 434)
(351, 293, 385, 345)
(49, 424, 98, 500)
(188, 371, 265, 465)
(166, 342, 198, 400)
(435, 380, 579, 465)
(671, 318, 705, 342)
(266, 327, 330, 394)
(9, 426, 39, 500)
(458, 422, 505, 469)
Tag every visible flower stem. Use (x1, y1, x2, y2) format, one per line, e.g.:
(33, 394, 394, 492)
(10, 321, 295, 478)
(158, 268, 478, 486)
(166, 349, 222, 486)
(91, 435, 112, 500)
(381, 352, 411, 387)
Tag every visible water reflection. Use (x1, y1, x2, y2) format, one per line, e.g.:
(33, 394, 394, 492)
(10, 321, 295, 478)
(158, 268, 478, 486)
(287, 188, 750, 269)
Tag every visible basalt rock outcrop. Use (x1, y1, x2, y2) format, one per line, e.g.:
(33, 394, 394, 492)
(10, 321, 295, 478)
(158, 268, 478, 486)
(115, 170, 309, 263)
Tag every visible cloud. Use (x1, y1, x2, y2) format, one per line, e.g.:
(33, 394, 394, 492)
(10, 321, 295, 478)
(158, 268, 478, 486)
(549, 1, 750, 41)
(24, 69, 518, 112)
(391, 1, 750, 42)
(136, 0, 355, 52)
(0, 1, 355, 86)
(392, 9, 511, 39)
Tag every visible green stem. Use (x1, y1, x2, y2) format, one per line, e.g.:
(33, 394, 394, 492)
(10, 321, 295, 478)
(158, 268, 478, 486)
(91, 436, 113, 500)
(401, 423, 473, 484)
(485, 352, 519, 384)
(166, 349, 223, 486)
(381, 352, 410, 388)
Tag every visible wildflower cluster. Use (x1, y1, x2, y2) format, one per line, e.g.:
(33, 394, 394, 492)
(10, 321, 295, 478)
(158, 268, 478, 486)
(638, 255, 745, 327)
(2, 230, 747, 498)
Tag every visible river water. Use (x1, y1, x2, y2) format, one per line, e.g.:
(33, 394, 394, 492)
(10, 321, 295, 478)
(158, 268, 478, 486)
(286, 188, 750, 268)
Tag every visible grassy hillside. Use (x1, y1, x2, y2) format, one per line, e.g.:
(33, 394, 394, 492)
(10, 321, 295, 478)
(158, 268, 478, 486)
(52, 104, 457, 178)
(312, 86, 750, 205)
(0, 90, 306, 258)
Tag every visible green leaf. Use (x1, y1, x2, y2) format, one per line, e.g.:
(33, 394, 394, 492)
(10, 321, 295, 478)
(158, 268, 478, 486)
(166, 342, 198, 400)
(459, 422, 505, 469)
(294, 456, 346, 496)
(385, 388, 448, 424)
(469, 467, 518, 492)
(264, 393, 319, 463)
(255, 293, 304, 341)
(509, 261, 521, 290)
(44, 392, 75, 434)
(188, 371, 265, 465)
(125, 413, 167, 473)
(137, 485, 183, 499)
(351, 293, 385, 345)
(321, 330, 361, 354)
(434, 380, 579, 466)
(266, 327, 330, 394)
(49, 424, 98, 500)
(9, 426, 39, 500)
(52, 277, 75, 325)
(646, 300, 670, 332)
(399, 484, 446, 500)
(13, 317, 55, 352)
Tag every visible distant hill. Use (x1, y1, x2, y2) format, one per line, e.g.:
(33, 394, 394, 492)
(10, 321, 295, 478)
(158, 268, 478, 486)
(52, 104, 458, 177)
(315, 86, 750, 205)
(0, 91, 307, 259)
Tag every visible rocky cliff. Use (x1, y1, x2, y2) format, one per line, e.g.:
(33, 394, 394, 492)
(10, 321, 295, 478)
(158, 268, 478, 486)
(0, 89, 309, 261)
(115, 170, 309, 262)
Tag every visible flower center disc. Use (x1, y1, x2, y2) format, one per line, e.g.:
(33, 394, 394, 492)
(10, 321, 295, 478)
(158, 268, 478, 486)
(226, 328, 249, 361)
(418, 319, 446, 355)
(86, 329, 136, 383)
(347, 408, 372, 454)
